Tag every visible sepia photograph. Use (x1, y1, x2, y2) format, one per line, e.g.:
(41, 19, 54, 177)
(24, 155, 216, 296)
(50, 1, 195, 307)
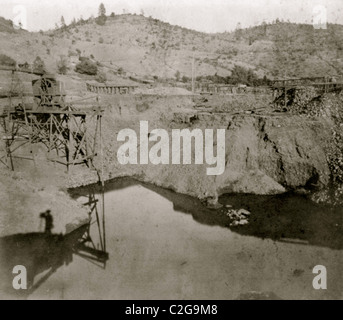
(0, 0, 342, 302)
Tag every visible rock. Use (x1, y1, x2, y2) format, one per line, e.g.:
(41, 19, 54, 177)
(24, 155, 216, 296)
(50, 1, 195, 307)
(218, 169, 286, 195)
(238, 208, 251, 216)
(238, 219, 248, 225)
(294, 188, 310, 195)
(205, 197, 223, 209)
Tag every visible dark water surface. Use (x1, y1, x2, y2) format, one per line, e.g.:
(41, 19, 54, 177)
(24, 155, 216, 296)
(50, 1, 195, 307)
(1, 177, 342, 299)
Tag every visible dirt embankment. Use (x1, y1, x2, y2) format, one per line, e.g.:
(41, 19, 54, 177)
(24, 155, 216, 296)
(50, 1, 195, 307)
(74, 94, 333, 204)
(0, 164, 89, 237)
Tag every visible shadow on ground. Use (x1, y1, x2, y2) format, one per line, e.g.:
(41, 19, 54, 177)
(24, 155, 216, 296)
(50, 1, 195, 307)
(0, 224, 88, 299)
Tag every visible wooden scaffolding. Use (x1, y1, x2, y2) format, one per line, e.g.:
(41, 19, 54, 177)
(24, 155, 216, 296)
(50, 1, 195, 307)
(0, 106, 103, 172)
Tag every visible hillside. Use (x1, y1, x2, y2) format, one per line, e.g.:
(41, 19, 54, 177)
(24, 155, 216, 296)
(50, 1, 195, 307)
(0, 17, 17, 33)
(0, 14, 343, 82)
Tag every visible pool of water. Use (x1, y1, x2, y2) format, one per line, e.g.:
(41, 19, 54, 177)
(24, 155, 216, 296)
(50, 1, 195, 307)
(1, 178, 342, 299)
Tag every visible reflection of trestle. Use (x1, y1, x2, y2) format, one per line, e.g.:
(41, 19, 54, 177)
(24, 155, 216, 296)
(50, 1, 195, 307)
(75, 189, 108, 268)
(0, 106, 103, 171)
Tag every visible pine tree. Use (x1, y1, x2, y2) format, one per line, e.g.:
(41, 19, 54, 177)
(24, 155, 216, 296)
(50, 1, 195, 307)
(98, 3, 106, 17)
(235, 22, 242, 40)
(61, 16, 66, 28)
(96, 3, 107, 25)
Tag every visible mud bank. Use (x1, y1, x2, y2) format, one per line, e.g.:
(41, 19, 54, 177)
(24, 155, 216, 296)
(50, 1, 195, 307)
(0, 163, 89, 237)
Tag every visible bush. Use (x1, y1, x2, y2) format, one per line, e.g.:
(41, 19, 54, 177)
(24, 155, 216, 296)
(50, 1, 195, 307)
(33, 56, 46, 73)
(75, 58, 98, 75)
(99, 37, 104, 44)
(117, 67, 123, 75)
(182, 76, 189, 83)
(96, 70, 107, 83)
(68, 49, 78, 57)
(57, 56, 69, 75)
(96, 15, 107, 26)
(0, 54, 16, 67)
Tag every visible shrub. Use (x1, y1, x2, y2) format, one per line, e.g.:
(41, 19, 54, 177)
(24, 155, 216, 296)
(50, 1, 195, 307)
(33, 56, 45, 73)
(117, 67, 123, 75)
(75, 58, 97, 75)
(0, 54, 16, 67)
(96, 15, 107, 26)
(96, 70, 107, 83)
(99, 37, 104, 44)
(57, 56, 69, 75)
(182, 76, 189, 83)
(68, 49, 78, 57)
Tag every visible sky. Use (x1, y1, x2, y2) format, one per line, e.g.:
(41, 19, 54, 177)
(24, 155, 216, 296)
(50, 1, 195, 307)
(1, 0, 342, 32)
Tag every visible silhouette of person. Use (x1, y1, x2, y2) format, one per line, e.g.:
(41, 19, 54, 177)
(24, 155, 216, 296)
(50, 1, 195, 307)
(40, 210, 54, 234)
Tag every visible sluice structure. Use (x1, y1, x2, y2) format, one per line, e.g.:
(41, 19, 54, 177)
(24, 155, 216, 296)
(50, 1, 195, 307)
(0, 67, 103, 172)
(86, 82, 138, 95)
(0, 107, 103, 171)
(195, 83, 271, 95)
(271, 76, 343, 107)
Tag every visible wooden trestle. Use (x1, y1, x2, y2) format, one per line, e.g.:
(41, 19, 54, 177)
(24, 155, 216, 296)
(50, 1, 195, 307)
(0, 106, 103, 172)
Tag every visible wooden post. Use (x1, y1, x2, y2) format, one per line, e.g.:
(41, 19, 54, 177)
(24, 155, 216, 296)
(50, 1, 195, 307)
(99, 115, 106, 253)
(24, 105, 36, 168)
(67, 107, 71, 173)
(284, 80, 287, 108)
(2, 117, 14, 171)
(48, 114, 53, 156)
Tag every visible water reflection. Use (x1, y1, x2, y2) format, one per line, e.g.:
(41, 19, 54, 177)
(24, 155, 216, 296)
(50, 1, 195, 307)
(71, 177, 343, 250)
(1, 177, 341, 299)
(219, 193, 342, 250)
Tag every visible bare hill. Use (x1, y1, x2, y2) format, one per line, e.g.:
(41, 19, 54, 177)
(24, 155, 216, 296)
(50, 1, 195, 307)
(0, 14, 343, 82)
